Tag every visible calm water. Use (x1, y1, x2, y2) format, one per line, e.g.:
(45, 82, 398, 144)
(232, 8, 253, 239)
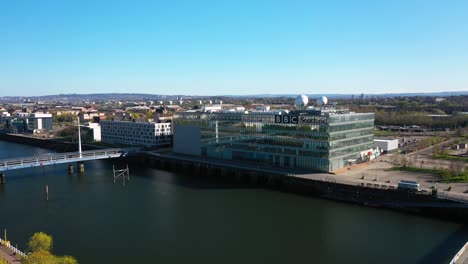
(0, 140, 466, 263)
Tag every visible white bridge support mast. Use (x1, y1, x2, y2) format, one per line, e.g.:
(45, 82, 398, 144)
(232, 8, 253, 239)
(77, 116, 82, 159)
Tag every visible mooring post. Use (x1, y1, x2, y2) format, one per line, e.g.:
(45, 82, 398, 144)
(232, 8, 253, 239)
(0, 173, 5, 184)
(78, 162, 85, 173)
(68, 164, 74, 174)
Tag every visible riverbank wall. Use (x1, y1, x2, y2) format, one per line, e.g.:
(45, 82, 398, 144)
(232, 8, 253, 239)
(124, 153, 468, 222)
(0, 133, 103, 152)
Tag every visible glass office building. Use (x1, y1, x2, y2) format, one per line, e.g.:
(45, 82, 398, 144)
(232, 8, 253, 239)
(173, 109, 374, 172)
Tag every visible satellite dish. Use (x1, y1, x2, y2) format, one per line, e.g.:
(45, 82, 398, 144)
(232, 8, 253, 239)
(316, 96, 328, 106)
(294, 95, 309, 110)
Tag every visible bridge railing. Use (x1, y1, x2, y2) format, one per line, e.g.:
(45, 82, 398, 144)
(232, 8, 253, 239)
(0, 148, 134, 169)
(0, 237, 28, 259)
(449, 241, 468, 264)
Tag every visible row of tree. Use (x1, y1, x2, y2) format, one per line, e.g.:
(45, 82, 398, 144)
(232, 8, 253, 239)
(373, 110, 468, 129)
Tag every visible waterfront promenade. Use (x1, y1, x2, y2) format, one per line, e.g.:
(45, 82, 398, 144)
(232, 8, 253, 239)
(0, 245, 21, 264)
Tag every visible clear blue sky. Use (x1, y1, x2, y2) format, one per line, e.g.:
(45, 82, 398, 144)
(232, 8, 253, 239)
(1, 0, 467, 96)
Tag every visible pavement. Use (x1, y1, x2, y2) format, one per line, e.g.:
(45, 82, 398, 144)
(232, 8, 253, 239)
(453, 242, 468, 264)
(0, 245, 21, 263)
(150, 151, 468, 203)
(335, 159, 468, 202)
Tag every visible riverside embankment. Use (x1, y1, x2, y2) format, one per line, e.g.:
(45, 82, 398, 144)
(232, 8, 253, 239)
(0, 133, 103, 152)
(131, 152, 468, 222)
(1, 132, 467, 221)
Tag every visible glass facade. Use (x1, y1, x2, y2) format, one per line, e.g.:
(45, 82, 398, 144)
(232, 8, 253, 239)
(174, 110, 374, 172)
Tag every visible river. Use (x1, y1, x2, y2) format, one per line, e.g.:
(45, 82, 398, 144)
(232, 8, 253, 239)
(0, 140, 466, 263)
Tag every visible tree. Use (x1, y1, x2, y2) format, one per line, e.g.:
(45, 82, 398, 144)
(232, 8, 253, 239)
(28, 232, 53, 252)
(24, 232, 78, 264)
(24, 250, 56, 264)
(57, 256, 78, 264)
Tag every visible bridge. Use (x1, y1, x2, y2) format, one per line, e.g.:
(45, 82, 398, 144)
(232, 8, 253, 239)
(0, 148, 131, 172)
(0, 118, 136, 180)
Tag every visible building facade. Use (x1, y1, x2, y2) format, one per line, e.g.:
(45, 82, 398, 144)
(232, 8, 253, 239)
(11, 112, 53, 132)
(374, 139, 398, 153)
(173, 109, 374, 172)
(101, 121, 172, 147)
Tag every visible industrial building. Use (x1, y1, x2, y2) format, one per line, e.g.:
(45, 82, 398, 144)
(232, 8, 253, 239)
(101, 120, 172, 147)
(173, 96, 374, 172)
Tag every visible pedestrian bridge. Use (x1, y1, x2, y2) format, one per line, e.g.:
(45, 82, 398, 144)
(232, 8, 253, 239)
(0, 148, 132, 172)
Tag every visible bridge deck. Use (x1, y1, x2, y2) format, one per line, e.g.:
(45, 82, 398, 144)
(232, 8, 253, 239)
(0, 149, 129, 172)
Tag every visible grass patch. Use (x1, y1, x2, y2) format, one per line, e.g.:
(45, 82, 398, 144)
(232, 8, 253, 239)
(388, 166, 468, 183)
(374, 130, 398, 137)
(433, 154, 468, 162)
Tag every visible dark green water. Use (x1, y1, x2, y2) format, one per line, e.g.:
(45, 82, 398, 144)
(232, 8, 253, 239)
(0, 140, 466, 263)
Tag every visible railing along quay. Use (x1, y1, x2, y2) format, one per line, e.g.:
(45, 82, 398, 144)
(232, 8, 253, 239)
(0, 237, 28, 259)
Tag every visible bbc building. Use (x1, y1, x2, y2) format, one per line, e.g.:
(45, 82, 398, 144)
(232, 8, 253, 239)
(173, 109, 374, 172)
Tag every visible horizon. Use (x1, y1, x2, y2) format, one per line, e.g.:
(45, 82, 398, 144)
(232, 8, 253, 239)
(1, 1, 468, 96)
(2, 90, 468, 99)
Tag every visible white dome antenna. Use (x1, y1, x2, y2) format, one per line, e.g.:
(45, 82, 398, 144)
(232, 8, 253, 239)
(316, 96, 328, 107)
(294, 95, 309, 110)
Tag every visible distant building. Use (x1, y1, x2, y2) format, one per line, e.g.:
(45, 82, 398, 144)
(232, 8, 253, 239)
(255, 105, 271, 112)
(12, 112, 53, 132)
(374, 139, 399, 153)
(101, 121, 172, 147)
(0, 111, 11, 125)
(202, 105, 222, 113)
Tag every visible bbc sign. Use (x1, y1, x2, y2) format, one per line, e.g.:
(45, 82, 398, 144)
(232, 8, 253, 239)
(275, 115, 299, 124)
(275, 115, 327, 124)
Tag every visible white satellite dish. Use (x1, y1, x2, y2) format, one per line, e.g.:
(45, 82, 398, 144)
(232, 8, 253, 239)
(316, 96, 328, 106)
(294, 95, 309, 110)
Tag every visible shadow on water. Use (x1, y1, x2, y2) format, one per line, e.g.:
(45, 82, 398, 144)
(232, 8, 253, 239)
(418, 225, 468, 264)
(138, 166, 257, 190)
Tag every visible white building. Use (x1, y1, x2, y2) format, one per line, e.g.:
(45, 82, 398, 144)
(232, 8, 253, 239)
(255, 105, 271, 112)
(101, 121, 172, 147)
(0, 111, 10, 124)
(202, 105, 222, 113)
(87, 123, 102, 142)
(374, 139, 399, 153)
(12, 112, 53, 132)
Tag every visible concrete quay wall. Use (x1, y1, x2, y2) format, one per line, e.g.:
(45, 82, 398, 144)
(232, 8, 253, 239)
(0, 133, 103, 152)
(126, 153, 468, 222)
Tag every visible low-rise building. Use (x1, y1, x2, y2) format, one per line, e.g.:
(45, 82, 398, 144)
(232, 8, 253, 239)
(11, 112, 53, 132)
(101, 121, 172, 147)
(0, 111, 11, 125)
(374, 139, 399, 153)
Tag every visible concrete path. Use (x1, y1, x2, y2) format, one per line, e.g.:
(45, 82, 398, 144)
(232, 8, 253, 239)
(454, 242, 468, 264)
(0, 245, 21, 263)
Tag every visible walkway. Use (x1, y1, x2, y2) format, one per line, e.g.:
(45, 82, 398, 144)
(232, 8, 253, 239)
(0, 245, 21, 264)
(0, 148, 133, 172)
